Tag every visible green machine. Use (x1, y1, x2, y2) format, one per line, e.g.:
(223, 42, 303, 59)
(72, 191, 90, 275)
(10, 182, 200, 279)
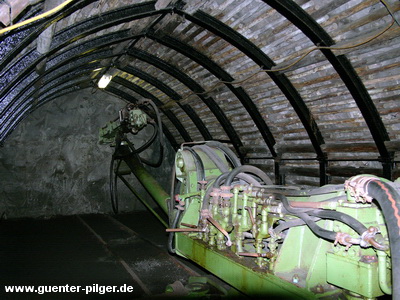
(101, 104, 400, 299)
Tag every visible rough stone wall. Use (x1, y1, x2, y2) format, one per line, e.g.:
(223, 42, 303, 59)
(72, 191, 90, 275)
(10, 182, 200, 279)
(0, 89, 174, 219)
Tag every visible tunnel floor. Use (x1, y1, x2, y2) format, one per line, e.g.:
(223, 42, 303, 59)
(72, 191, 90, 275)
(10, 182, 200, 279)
(0, 211, 228, 299)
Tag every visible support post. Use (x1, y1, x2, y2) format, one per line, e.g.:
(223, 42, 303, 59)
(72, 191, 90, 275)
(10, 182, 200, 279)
(318, 153, 329, 186)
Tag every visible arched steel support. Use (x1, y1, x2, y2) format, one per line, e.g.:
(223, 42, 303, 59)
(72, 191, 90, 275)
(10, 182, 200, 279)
(180, 10, 325, 158)
(264, 0, 392, 179)
(117, 65, 212, 140)
(147, 30, 277, 157)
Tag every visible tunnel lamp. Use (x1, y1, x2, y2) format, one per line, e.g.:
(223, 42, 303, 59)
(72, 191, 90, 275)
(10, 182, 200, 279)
(97, 74, 113, 88)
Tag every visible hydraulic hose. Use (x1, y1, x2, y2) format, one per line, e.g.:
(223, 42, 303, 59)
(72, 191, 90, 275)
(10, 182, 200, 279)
(169, 163, 176, 227)
(193, 145, 229, 172)
(109, 157, 121, 214)
(206, 141, 241, 168)
(357, 178, 400, 299)
(123, 122, 157, 154)
(307, 209, 367, 235)
(167, 209, 182, 254)
(193, 144, 260, 185)
(143, 100, 164, 148)
(137, 99, 164, 167)
(201, 171, 262, 211)
(225, 165, 273, 186)
(279, 193, 338, 241)
(183, 147, 205, 182)
(273, 218, 320, 236)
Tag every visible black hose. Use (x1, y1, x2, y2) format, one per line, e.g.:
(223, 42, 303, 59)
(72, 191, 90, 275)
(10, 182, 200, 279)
(142, 99, 164, 148)
(167, 209, 182, 254)
(307, 184, 345, 195)
(365, 180, 400, 299)
(183, 147, 205, 181)
(272, 218, 320, 235)
(193, 145, 229, 173)
(206, 141, 241, 168)
(193, 144, 261, 185)
(279, 194, 337, 241)
(169, 165, 176, 227)
(123, 122, 157, 154)
(110, 157, 121, 214)
(137, 99, 164, 167)
(140, 144, 164, 168)
(225, 165, 273, 186)
(307, 209, 367, 235)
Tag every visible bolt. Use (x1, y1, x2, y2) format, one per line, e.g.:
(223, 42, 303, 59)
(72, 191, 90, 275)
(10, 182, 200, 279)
(316, 285, 324, 293)
(292, 274, 299, 284)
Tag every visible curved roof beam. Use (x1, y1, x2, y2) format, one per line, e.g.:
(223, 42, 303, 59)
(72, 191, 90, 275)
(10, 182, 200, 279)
(1, 78, 180, 150)
(126, 48, 244, 157)
(0, 43, 192, 145)
(111, 76, 192, 142)
(117, 65, 212, 140)
(1, 37, 243, 155)
(0, 0, 98, 67)
(146, 30, 277, 157)
(264, 0, 391, 161)
(179, 9, 324, 157)
(104, 86, 179, 149)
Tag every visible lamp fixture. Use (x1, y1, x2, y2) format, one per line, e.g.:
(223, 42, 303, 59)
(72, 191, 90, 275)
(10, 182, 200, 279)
(97, 73, 113, 88)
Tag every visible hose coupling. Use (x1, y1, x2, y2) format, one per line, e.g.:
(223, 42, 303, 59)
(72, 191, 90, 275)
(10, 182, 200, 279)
(345, 175, 379, 203)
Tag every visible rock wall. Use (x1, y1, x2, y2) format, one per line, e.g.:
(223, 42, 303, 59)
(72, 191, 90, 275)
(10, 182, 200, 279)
(0, 89, 174, 219)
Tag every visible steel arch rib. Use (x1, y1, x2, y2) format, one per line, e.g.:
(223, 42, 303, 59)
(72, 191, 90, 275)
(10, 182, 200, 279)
(264, 0, 391, 161)
(180, 10, 325, 158)
(117, 65, 213, 140)
(125, 48, 244, 157)
(147, 30, 277, 157)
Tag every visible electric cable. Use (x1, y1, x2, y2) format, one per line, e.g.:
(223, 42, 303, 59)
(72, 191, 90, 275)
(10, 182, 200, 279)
(161, 0, 398, 108)
(0, 0, 75, 35)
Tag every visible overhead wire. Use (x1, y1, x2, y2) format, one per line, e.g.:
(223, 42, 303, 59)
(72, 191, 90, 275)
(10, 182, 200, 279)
(163, 0, 399, 108)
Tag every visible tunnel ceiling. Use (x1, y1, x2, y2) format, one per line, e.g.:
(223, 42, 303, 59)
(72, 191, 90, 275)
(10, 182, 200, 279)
(0, 0, 400, 186)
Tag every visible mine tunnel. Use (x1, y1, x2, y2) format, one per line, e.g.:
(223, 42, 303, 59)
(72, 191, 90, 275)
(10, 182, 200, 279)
(0, 0, 400, 299)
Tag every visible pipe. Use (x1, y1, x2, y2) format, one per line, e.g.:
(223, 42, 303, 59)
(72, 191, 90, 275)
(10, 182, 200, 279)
(117, 174, 167, 228)
(377, 251, 392, 295)
(123, 151, 170, 214)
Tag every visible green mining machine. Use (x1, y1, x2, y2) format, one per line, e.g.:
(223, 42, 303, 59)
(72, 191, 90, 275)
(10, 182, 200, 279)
(100, 103, 400, 299)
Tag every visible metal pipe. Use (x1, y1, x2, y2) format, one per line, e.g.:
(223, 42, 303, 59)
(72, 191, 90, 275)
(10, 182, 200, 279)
(123, 154, 170, 214)
(377, 251, 392, 295)
(118, 175, 168, 228)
